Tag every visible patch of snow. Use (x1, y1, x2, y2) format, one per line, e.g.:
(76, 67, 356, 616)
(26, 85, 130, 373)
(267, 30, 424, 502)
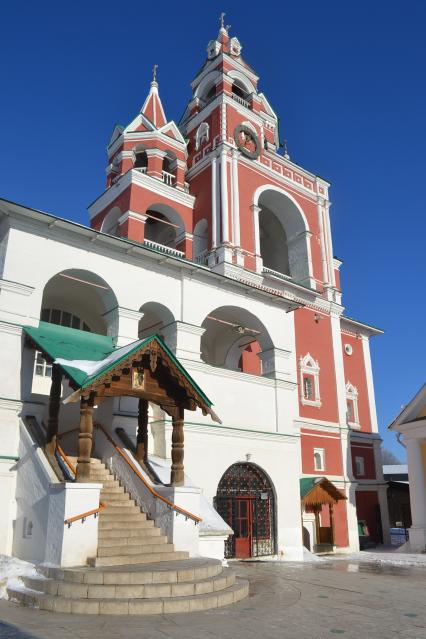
(55, 338, 147, 378)
(329, 549, 426, 567)
(302, 547, 325, 562)
(0, 555, 38, 600)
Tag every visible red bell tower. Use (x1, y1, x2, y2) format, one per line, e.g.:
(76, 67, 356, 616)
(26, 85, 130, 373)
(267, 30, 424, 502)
(88, 67, 195, 259)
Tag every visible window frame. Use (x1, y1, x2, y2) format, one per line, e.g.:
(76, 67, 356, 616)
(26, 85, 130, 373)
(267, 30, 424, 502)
(299, 353, 321, 407)
(354, 455, 365, 477)
(313, 447, 325, 472)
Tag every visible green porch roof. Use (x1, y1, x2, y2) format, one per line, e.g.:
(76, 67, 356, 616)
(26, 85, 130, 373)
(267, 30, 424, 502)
(23, 322, 213, 407)
(300, 477, 323, 499)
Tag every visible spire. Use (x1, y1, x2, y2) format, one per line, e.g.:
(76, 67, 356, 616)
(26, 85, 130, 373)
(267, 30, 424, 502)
(218, 12, 230, 44)
(140, 66, 167, 128)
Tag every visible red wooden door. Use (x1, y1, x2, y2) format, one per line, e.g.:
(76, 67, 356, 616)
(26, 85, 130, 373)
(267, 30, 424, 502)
(234, 498, 252, 558)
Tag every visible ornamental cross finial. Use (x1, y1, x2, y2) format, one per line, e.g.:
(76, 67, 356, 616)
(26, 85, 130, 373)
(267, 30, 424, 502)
(220, 12, 225, 29)
(283, 139, 290, 159)
(152, 64, 158, 83)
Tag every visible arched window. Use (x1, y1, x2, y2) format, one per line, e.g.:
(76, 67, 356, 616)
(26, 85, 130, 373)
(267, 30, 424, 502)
(205, 84, 216, 102)
(133, 146, 148, 171)
(299, 354, 321, 407)
(346, 382, 360, 428)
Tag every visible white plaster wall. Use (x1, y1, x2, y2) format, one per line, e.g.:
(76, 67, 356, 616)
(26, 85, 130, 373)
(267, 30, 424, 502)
(1, 223, 307, 560)
(12, 421, 58, 563)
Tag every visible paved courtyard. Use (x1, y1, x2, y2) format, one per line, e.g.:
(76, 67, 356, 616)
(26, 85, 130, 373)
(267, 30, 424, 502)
(1, 559, 426, 639)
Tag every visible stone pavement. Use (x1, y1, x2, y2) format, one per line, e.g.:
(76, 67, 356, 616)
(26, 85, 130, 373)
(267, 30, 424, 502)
(1, 559, 426, 639)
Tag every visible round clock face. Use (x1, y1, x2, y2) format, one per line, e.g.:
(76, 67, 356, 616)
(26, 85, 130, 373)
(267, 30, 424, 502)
(234, 124, 260, 159)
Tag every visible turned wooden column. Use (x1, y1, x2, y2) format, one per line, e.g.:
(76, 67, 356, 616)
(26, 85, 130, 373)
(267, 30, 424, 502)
(45, 364, 62, 454)
(170, 407, 184, 486)
(329, 502, 335, 546)
(136, 398, 149, 464)
(76, 394, 95, 482)
(314, 507, 321, 547)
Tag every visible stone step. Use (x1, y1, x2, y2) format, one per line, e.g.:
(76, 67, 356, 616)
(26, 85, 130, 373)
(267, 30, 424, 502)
(23, 569, 235, 600)
(88, 550, 189, 567)
(98, 528, 161, 544)
(100, 490, 128, 500)
(98, 519, 151, 530)
(40, 558, 223, 585)
(95, 479, 120, 488)
(100, 486, 125, 495)
(97, 542, 173, 558)
(101, 506, 142, 517)
(8, 579, 248, 614)
(100, 512, 146, 522)
(101, 498, 136, 508)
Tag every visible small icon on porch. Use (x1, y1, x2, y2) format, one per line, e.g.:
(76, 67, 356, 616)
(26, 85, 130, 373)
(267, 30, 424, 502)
(132, 367, 145, 390)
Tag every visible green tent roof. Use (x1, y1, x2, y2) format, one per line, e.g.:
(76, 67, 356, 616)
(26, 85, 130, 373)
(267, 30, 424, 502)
(23, 322, 213, 409)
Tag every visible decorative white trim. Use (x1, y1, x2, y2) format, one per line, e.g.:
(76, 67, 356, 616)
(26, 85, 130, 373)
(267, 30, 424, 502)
(0, 397, 23, 412)
(361, 335, 379, 433)
(0, 279, 34, 296)
(0, 321, 23, 336)
(299, 353, 321, 407)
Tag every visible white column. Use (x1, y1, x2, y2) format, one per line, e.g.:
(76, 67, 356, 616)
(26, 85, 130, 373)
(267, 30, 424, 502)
(323, 202, 336, 287)
(330, 313, 347, 426)
(250, 204, 263, 273)
(317, 198, 329, 286)
(211, 155, 218, 248)
(220, 148, 229, 244)
(377, 484, 391, 545)
(361, 335, 379, 433)
(406, 438, 426, 528)
(231, 150, 240, 246)
(104, 307, 143, 346)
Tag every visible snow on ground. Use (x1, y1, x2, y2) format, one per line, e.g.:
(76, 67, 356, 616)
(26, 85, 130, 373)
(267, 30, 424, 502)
(0, 555, 38, 599)
(326, 547, 426, 567)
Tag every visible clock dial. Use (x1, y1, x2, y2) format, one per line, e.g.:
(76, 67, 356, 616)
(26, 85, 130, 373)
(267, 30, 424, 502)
(234, 124, 260, 159)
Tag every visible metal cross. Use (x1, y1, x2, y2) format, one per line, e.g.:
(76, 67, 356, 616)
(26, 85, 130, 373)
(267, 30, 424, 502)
(220, 12, 225, 28)
(152, 64, 158, 82)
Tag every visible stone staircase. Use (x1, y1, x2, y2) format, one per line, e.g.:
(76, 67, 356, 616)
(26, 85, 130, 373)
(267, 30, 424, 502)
(8, 458, 248, 614)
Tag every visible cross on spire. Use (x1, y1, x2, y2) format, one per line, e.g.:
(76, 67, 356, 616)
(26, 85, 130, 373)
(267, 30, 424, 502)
(152, 64, 158, 84)
(219, 12, 230, 32)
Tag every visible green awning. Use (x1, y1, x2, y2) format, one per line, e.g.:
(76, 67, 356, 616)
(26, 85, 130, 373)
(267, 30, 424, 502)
(300, 477, 347, 503)
(23, 322, 214, 410)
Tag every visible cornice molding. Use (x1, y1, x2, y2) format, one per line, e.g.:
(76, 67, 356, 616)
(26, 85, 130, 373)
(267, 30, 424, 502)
(0, 279, 34, 297)
(0, 321, 23, 336)
(0, 397, 23, 412)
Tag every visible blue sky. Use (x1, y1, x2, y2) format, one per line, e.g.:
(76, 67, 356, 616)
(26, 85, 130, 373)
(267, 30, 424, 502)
(1, 1, 425, 459)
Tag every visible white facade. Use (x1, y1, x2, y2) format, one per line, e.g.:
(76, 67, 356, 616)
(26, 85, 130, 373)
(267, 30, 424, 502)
(0, 202, 314, 561)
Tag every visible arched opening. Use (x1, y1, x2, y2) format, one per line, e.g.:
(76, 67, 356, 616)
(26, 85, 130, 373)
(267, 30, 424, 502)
(40, 269, 117, 336)
(100, 206, 122, 236)
(193, 218, 208, 264)
(133, 145, 148, 172)
(144, 204, 185, 251)
(204, 83, 216, 102)
(162, 151, 176, 186)
(257, 188, 311, 285)
(138, 301, 175, 341)
(232, 80, 249, 101)
(201, 306, 273, 376)
(215, 462, 277, 558)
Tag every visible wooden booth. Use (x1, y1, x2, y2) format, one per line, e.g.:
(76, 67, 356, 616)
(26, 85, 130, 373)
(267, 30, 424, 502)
(300, 477, 346, 551)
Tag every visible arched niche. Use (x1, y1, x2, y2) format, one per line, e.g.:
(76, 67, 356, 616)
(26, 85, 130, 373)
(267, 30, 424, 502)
(40, 269, 118, 336)
(256, 187, 312, 285)
(200, 305, 273, 376)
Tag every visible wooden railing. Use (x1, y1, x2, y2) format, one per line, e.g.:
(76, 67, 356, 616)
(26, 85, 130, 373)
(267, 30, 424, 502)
(64, 502, 106, 527)
(95, 423, 202, 524)
(56, 441, 76, 476)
